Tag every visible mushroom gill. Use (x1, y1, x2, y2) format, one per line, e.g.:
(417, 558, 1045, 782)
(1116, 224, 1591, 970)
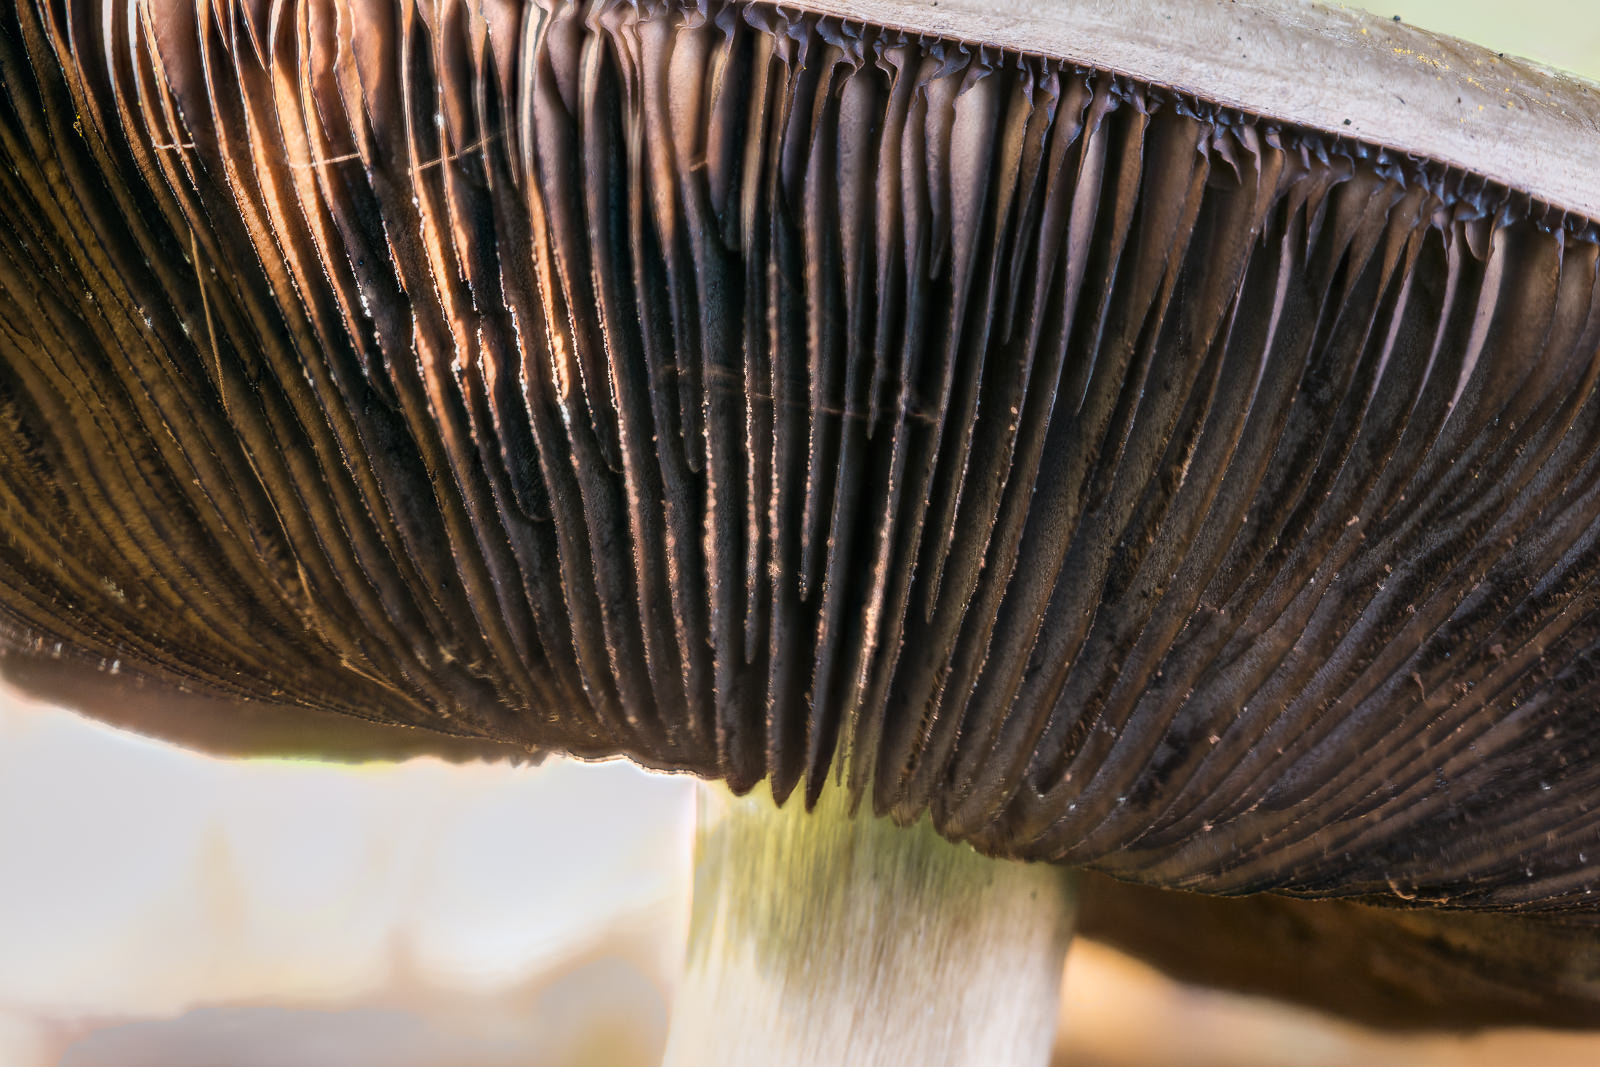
(3, 0, 1600, 1040)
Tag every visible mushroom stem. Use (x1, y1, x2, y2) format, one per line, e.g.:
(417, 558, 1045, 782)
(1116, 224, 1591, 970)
(663, 777, 1078, 1066)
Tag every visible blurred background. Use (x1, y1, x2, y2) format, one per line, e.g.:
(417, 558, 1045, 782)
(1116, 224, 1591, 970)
(9, 686, 1600, 1067)
(6, 2, 1600, 1065)
(1374, 0, 1600, 79)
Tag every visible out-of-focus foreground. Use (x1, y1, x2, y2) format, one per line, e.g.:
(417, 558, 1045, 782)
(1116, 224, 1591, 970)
(3, 690, 1600, 1067)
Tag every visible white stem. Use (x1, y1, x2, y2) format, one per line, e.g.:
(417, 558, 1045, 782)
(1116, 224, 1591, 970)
(663, 778, 1078, 1067)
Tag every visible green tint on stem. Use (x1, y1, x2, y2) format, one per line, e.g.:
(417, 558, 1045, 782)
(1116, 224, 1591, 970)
(663, 778, 1079, 1066)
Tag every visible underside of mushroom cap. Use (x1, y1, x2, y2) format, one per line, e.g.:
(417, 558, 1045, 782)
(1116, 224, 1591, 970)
(4, 0, 1600, 1023)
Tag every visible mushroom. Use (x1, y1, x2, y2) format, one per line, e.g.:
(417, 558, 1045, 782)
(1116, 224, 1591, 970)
(2, 0, 1600, 1061)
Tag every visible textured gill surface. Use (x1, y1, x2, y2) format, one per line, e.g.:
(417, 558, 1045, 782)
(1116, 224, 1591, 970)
(3, 0, 1600, 910)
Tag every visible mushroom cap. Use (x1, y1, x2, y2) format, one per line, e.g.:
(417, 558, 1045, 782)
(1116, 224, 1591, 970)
(3, 0, 1600, 1026)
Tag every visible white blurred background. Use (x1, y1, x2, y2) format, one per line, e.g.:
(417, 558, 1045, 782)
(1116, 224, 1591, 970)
(0, 691, 688, 1067)
(6, 688, 1600, 1067)
(6, 2, 1600, 1065)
